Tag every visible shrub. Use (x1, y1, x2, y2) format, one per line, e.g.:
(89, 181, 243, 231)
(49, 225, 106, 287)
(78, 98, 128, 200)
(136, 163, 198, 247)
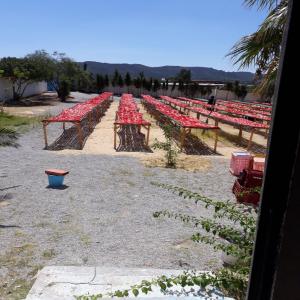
(152, 124, 179, 168)
(57, 79, 71, 102)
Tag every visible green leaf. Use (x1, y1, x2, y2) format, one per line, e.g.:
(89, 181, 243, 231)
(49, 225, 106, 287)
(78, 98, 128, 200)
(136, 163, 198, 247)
(132, 289, 139, 297)
(114, 290, 123, 297)
(158, 282, 167, 291)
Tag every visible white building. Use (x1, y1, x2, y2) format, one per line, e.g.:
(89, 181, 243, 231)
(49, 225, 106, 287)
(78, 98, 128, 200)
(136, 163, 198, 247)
(0, 78, 48, 102)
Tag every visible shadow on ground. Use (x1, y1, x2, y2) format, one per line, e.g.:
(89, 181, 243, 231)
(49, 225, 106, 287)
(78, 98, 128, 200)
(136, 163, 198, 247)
(218, 129, 267, 154)
(45, 184, 69, 190)
(46, 114, 103, 151)
(3, 93, 59, 107)
(167, 126, 220, 156)
(116, 125, 152, 152)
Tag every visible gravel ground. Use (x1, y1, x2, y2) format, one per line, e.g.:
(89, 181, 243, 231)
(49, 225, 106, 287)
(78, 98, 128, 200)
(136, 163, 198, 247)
(0, 93, 236, 299)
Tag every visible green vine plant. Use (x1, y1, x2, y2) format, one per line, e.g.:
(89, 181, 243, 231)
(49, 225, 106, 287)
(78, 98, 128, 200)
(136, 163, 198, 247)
(152, 124, 179, 168)
(237, 186, 261, 199)
(76, 182, 258, 300)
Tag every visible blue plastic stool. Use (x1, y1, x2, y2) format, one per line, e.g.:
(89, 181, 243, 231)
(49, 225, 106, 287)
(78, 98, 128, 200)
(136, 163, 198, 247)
(47, 175, 65, 187)
(45, 169, 69, 187)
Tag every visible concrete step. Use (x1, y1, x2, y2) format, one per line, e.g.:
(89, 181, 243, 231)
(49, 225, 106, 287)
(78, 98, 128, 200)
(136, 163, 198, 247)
(25, 266, 234, 300)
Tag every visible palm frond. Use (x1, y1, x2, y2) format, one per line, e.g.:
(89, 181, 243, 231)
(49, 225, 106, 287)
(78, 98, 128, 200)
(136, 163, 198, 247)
(243, 0, 280, 10)
(228, 1, 288, 98)
(228, 1, 287, 69)
(253, 60, 278, 99)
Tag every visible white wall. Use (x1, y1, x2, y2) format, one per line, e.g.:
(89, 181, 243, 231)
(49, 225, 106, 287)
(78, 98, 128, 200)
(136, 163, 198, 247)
(103, 85, 213, 99)
(215, 89, 262, 102)
(102, 85, 263, 102)
(0, 78, 48, 101)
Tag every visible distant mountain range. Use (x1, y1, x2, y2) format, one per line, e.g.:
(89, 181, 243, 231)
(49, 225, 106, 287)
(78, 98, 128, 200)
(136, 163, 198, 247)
(79, 61, 254, 83)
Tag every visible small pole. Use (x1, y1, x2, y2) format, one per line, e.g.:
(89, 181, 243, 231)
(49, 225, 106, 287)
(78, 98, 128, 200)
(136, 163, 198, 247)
(265, 127, 269, 139)
(76, 123, 83, 149)
(43, 122, 48, 148)
(114, 124, 117, 149)
(180, 127, 186, 150)
(146, 125, 150, 146)
(214, 129, 219, 153)
(88, 113, 92, 132)
(247, 129, 255, 151)
(238, 126, 243, 139)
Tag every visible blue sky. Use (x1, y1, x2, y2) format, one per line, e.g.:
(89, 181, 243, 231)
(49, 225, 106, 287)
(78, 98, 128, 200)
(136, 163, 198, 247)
(0, 0, 268, 71)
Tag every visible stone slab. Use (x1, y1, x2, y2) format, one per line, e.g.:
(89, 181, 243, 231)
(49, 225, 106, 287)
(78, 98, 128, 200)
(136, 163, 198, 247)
(25, 266, 234, 299)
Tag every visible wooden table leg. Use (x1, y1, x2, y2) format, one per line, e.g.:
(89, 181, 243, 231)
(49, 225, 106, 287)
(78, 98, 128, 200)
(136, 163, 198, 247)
(214, 129, 219, 153)
(88, 113, 92, 132)
(265, 127, 269, 139)
(238, 126, 243, 139)
(76, 123, 83, 149)
(247, 129, 255, 151)
(180, 128, 186, 150)
(146, 125, 150, 146)
(42, 122, 48, 148)
(114, 124, 117, 149)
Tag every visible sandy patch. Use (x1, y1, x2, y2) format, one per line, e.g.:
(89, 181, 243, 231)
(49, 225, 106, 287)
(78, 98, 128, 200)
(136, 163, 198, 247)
(57, 101, 219, 169)
(57, 99, 267, 159)
(58, 101, 167, 158)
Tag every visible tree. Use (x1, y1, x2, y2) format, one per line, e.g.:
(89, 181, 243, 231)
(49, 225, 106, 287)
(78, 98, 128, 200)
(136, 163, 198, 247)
(171, 81, 176, 96)
(148, 77, 153, 93)
(170, 81, 177, 96)
(133, 77, 142, 96)
(178, 80, 185, 96)
(0, 51, 51, 101)
(118, 74, 124, 87)
(46, 52, 87, 101)
(188, 82, 199, 98)
(95, 74, 105, 93)
(76, 71, 93, 93)
(228, 81, 248, 100)
(176, 69, 191, 83)
(139, 72, 145, 94)
(111, 69, 120, 89)
(175, 69, 192, 96)
(233, 81, 240, 100)
(161, 81, 166, 94)
(228, 0, 288, 100)
(224, 82, 234, 100)
(0, 57, 31, 101)
(124, 72, 132, 92)
(104, 74, 110, 88)
(142, 78, 147, 92)
(165, 79, 169, 94)
(144, 78, 152, 92)
(206, 86, 213, 98)
(152, 79, 161, 96)
(59, 79, 71, 100)
(236, 85, 248, 100)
